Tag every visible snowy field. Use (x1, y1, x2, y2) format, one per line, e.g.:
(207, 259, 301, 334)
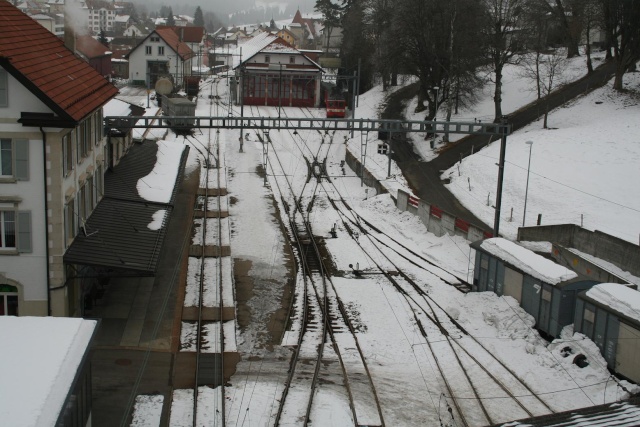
(121, 54, 640, 425)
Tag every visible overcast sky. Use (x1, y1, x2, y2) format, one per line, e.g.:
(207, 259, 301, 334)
(131, 0, 317, 24)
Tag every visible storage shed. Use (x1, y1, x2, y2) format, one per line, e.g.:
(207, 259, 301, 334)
(472, 238, 598, 338)
(575, 283, 640, 383)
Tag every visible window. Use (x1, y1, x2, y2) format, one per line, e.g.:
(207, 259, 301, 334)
(289, 56, 295, 64)
(264, 55, 270, 63)
(87, 176, 95, 210)
(0, 284, 18, 316)
(0, 139, 12, 177)
(94, 110, 103, 145)
(76, 120, 91, 161)
(64, 199, 76, 246)
(0, 139, 29, 180)
(78, 186, 87, 224)
(151, 36, 160, 42)
(63, 133, 73, 176)
(145, 45, 152, 55)
(158, 46, 164, 56)
(0, 210, 16, 249)
(95, 164, 103, 202)
(0, 68, 7, 107)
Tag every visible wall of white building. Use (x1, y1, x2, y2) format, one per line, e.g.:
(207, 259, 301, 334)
(0, 70, 50, 315)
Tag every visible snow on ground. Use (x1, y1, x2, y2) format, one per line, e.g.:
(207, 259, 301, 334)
(443, 69, 640, 244)
(130, 395, 164, 427)
(125, 56, 638, 426)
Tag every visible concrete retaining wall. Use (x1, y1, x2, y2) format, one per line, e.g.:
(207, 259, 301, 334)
(518, 224, 640, 277)
(396, 188, 491, 240)
(345, 150, 388, 197)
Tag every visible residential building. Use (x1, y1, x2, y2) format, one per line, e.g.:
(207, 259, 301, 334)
(0, 2, 118, 317)
(86, 0, 117, 33)
(76, 34, 112, 79)
(126, 27, 194, 87)
(113, 14, 131, 34)
(157, 26, 207, 71)
(123, 23, 149, 38)
(276, 27, 297, 47)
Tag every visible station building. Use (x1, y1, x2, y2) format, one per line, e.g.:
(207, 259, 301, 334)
(232, 32, 323, 108)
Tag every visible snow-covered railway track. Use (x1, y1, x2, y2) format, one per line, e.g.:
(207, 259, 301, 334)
(173, 78, 226, 426)
(325, 195, 556, 425)
(263, 128, 384, 426)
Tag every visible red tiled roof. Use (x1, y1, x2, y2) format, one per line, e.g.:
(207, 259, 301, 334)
(155, 28, 195, 60)
(76, 35, 111, 59)
(0, 2, 118, 123)
(156, 25, 205, 44)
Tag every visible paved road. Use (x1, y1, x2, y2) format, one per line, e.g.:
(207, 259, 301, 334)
(383, 60, 616, 233)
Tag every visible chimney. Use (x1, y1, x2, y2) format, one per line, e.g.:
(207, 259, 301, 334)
(64, 21, 76, 53)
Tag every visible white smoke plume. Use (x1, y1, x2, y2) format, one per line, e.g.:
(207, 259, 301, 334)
(64, 0, 89, 36)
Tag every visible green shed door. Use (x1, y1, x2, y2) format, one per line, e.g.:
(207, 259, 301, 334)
(503, 267, 523, 303)
(616, 323, 640, 383)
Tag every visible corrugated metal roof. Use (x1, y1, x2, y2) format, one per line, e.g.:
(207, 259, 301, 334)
(63, 142, 188, 274)
(0, 2, 118, 123)
(496, 397, 640, 426)
(63, 198, 173, 274)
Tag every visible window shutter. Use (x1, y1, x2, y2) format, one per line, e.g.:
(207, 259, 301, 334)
(17, 211, 32, 253)
(15, 139, 29, 180)
(0, 70, 7, 107)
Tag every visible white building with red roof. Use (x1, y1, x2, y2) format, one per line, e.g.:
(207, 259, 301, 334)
(126, 27, 195, 87)
(0, 2, 118, 317)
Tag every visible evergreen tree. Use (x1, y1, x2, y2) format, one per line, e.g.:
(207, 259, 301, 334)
(98, 29, 109, 47)
(194, 6, 205, 27)
(167, 7, 176, 26)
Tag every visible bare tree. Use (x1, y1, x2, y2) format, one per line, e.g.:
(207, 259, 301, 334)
(520, 49, 568, 127)
(394, 0, 483, 125)
(481, 0, 529, 121)
(605, 0, 640, 90)
(582, 0, 604, 73)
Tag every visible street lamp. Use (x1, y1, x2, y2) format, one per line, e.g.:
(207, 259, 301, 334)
(431, 86, 439, 149)
(522, 140, 534, 227)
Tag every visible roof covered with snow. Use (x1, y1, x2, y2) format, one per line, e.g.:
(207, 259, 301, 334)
(232, 32, 277, 68)
(0, 317, 97, 427)
(584, 283, 640, 324)
(479, 238, 578, 285)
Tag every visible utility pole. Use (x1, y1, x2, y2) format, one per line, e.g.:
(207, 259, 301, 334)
(238, 48, 244, 152)
(493, 115, 509, 237)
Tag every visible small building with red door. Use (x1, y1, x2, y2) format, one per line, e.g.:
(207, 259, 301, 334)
(233, 32, 322, 108)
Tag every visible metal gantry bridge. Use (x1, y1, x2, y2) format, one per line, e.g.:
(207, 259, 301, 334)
(106, 115, 510, 135)
(105, 115, 512, 236)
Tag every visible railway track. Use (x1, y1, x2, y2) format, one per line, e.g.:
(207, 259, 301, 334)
(260, 122, 384, 426)
(325, 189, 556, 426)
(174, 77, 227, 426)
